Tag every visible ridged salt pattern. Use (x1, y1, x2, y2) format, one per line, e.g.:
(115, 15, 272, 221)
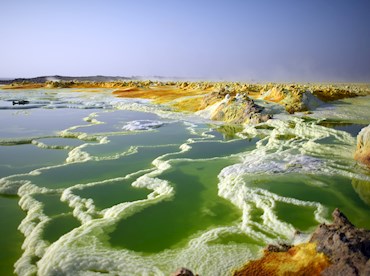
(0, 88, 369, 275)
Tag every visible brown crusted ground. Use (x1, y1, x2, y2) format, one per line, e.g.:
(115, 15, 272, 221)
(233, 243, 330, 276)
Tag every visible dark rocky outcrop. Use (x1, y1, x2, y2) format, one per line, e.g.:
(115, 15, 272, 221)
(171, 267, 196, 276)
(234, 209, 370, 276)
(310, 208, 370, 275)
(265, 243, 292, 253)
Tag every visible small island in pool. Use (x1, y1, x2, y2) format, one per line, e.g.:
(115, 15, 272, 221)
(1, 77, 369, 275)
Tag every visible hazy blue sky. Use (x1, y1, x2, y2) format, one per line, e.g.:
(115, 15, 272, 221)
(1, 0, 369, 81)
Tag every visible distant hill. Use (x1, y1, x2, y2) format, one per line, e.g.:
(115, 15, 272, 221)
(0, 75, 202, 85)
(0, 75, 135, 84)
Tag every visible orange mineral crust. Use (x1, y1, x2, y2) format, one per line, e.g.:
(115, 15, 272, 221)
(233, 243, 330, 276)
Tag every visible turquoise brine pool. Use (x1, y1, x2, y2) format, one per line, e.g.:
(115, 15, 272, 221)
(0, 89, 369, 275)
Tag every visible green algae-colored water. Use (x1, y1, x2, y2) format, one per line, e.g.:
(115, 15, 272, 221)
(0, 196, 24, 276)
(0, 89, 369, 275)
(109, 159, 242, 253)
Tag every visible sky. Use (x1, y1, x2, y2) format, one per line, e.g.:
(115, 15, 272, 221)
(0, 0, 369, 82)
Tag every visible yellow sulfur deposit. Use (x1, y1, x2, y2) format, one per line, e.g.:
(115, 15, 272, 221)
(233, 243, 330, 276)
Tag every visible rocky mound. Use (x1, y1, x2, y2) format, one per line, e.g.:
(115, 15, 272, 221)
(259, 85, 322, 114)
(200, 92, 272, 124)
(310, 208, 370, 275)
(233, 209, 370, 276)
(355, 125, 370, 169)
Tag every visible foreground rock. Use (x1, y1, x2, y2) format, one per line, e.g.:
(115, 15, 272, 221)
(171, 267, 196, 276)
(234, 209, 370, 275)
(355, 125, 370, 169)
(310, 208, 370, 275)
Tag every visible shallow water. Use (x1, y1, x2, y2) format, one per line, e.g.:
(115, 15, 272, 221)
(0, 88, 369, 275)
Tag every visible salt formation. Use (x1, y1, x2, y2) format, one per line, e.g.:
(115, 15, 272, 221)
(122, 120, 165, 131)
(198, 92, 271, 124)
(355, 124, 370, 168)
